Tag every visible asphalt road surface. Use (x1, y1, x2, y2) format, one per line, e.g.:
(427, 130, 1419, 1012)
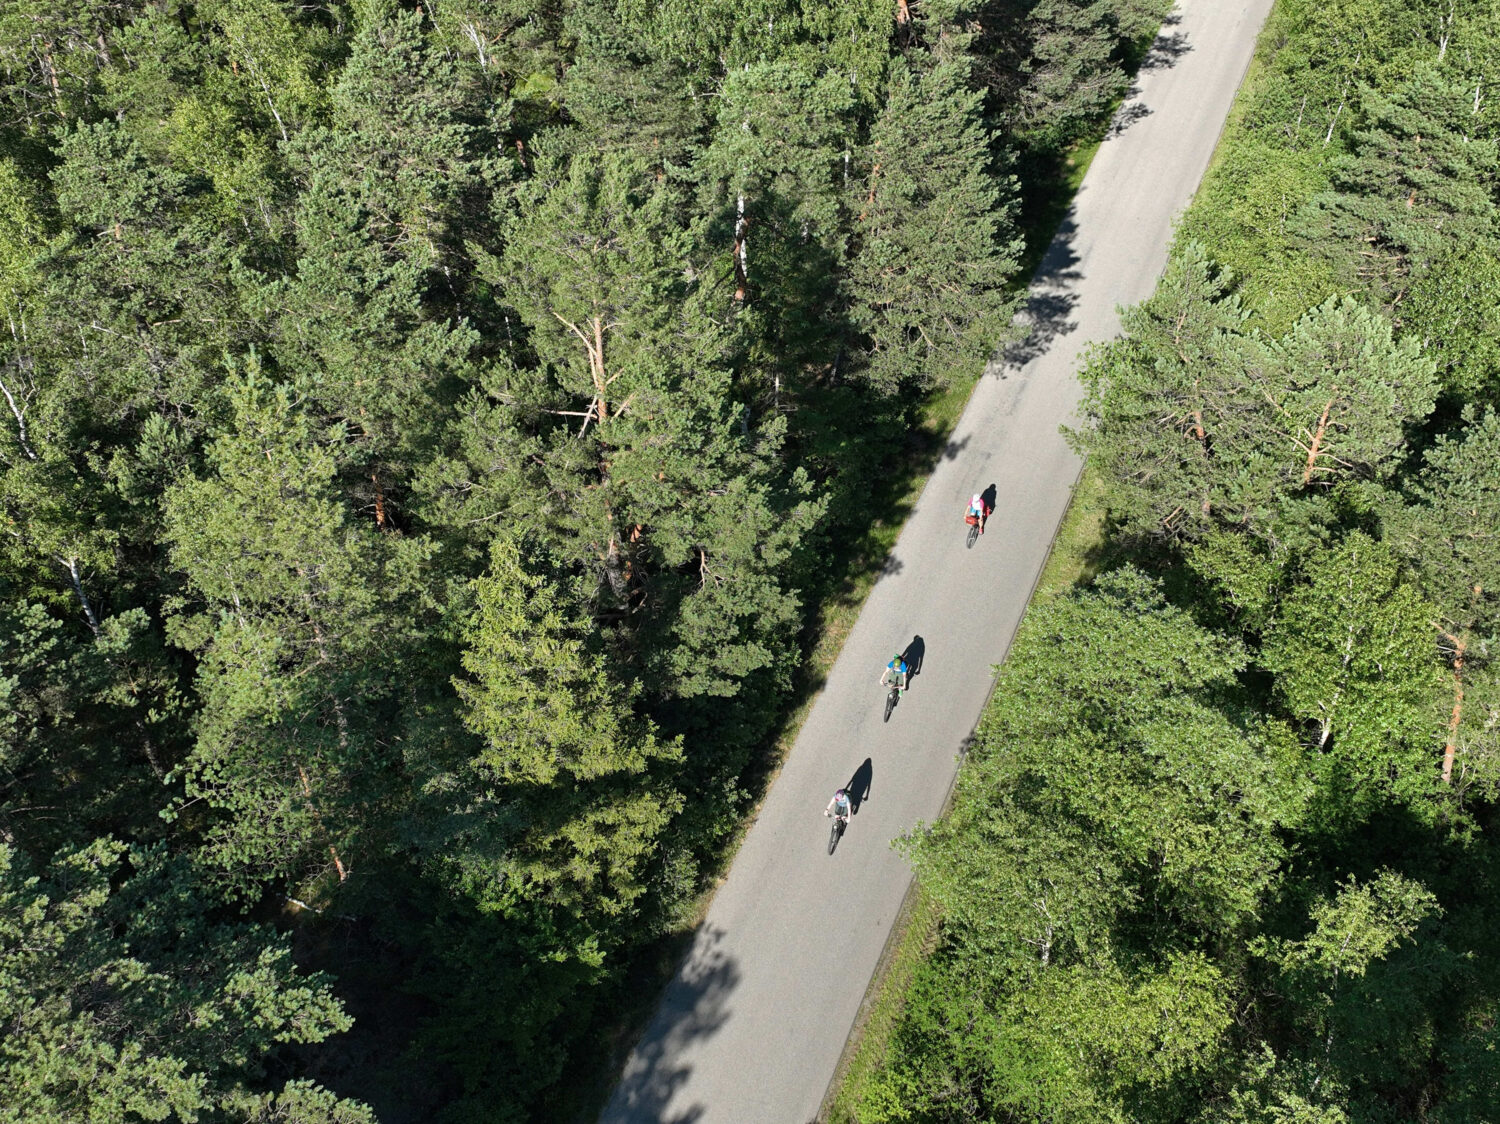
(601, 3, 1275, 1120)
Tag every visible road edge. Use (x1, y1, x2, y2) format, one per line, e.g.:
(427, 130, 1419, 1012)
(812, 0, 1279, 1113)
(815, 459, 1087, 1122)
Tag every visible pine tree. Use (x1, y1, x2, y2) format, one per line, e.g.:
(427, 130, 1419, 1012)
(476, 147, 698, 607)
(459, 149, 822, 717)
(969, 0, 1168, 150)
(162, 365, 438, 894)
(561, 0, 705, 170)
(1197, 294, 1438, 546)
(1078, 283, 1438, 546)
(0, 838, 370, 1122)
(1017, 0, 1137, 145)
(693, 58, 854, 378)
(441, 537, 683, 923)
(844, 56, 1023, 393)
(1384, 410, 1500, 639)
(1259, 296, 1438, 495)
(9, 120, 248, 627)
(1297, 67, 1499, 306)
(1073, 244, 1259, 537)
(1382, 410, 1500, 789)
(260, 4, 481, 485)
(613, 0, 807, 81)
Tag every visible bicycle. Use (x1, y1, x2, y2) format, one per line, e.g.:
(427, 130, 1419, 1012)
(883, 681, 902, 723)
(965, 513, 982, 549)
(828, 812, 848, 854)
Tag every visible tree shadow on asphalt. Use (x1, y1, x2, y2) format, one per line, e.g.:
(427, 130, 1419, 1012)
(1140, 12, 1191, 71)
(1109, 14, 1193, 136)
(1001, 13, 1192, 361)
(1108, 100, 1153, 137)
(996, 214, 1082, 372)
(599, 924, 740, 1124)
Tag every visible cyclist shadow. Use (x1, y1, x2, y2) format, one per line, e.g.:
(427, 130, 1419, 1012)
(846, 757, 873, 814)
(981, 483, 998, 517)
(901, 635, 925, 683)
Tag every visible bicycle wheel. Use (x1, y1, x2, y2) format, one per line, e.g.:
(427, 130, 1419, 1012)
(966, 521, 981, 549)
(883, 686, 898, 723)
(828, 817, 844, 855)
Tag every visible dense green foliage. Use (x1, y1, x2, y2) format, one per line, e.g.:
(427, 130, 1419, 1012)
(0, 0, 1166, 1119)
(858, 2, 1500, 1121)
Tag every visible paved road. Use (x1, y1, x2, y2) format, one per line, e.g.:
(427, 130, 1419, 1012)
(601, 3, 1274, 1120)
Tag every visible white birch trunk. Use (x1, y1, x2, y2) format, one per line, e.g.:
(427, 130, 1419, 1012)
(734, 192, 749, 301)
(62, 557, 101, 635)
(0, 369, 36, 461)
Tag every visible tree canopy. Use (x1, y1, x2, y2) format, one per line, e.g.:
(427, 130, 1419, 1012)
(0, 0, 1170, 1118)
(856, 2, 1500, 1121)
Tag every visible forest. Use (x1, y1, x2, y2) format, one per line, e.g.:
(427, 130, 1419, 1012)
(0, 0, 1172, 1120)
(849, 0, 1500, 1121)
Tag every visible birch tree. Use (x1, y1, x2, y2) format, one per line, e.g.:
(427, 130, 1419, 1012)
(1261, 532, 1442, 811)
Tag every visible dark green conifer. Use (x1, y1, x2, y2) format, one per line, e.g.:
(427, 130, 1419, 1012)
(845, 56, 1023, 392)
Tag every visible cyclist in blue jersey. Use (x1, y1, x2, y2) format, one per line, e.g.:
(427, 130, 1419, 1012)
(880, 654, 909, 693)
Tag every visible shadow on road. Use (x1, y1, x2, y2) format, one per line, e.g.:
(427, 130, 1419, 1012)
(996, 214, 1082, 372)
(901, 635, 925, 681)
(1110, 15, 1193, 136)
(1140, 13, 1191, 71)
(601, 926, 741, 1124)
(1108, 99, 1152, 136)
(942, 433, 972, 461)
(846, 758, 873, 814)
